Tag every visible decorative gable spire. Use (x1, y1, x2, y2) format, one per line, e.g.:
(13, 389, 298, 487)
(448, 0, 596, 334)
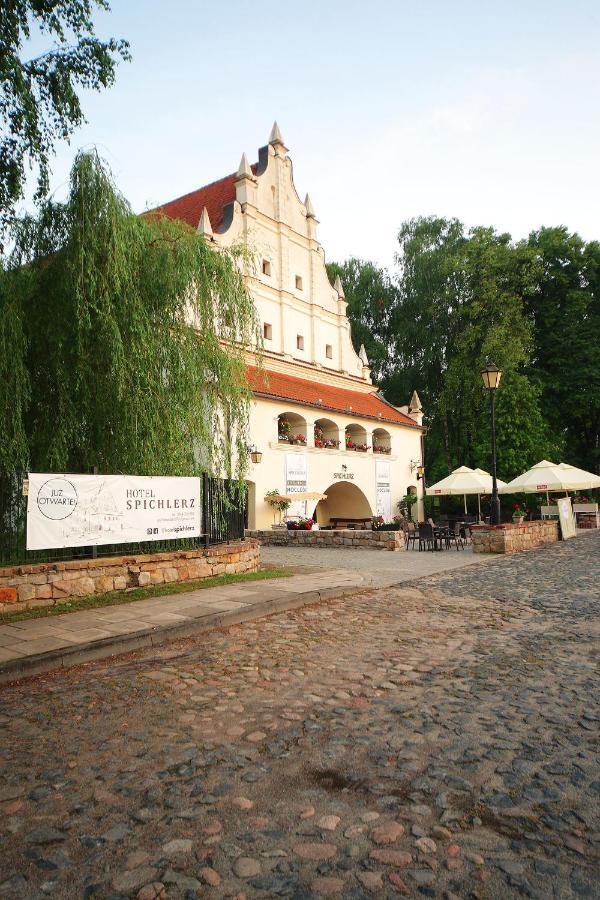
(269, 121, 285, 146)
(359, 344, 369, 366)
(333, 274, 345, 299)
(236, 152, 253, 180)
(304, 193, 316, 218)
(197, 207, 213, 238)
(409, 390, 422, 413)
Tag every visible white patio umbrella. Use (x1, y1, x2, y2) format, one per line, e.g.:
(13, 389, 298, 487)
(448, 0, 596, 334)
(426, 466, 506, 518)
(498, 459, 586, 502)
(557, 463, 600, 491)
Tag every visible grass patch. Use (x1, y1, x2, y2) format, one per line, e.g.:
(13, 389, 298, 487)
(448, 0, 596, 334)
(0, 568, 293, 625)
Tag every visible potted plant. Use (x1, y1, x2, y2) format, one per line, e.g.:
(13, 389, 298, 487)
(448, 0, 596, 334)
(399, 493, 418, 521)
(512, 503, 527, 524)
(345, 435, 355, 450)
(265, 490, 291, 527)
(371, 515, 384, 530)
(287, 517, 314, 531)
(278, 418, 291, 442)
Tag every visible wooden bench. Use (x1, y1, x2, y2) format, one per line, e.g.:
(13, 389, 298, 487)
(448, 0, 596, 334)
(329, 517, 373, 529)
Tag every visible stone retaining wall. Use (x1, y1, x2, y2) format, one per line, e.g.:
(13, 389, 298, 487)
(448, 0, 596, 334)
(246, 528, 405, 552)
(471, 521, 559, 554)
(0, 540, 259, 613)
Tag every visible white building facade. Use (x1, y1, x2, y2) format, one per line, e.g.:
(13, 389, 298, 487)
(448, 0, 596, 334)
(156, 124, 425, 529)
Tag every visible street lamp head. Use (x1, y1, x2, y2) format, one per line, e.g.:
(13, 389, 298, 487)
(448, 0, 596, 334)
(480, 360, 502, 391)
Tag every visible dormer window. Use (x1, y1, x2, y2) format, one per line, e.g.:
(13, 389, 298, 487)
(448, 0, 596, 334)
(262, 259, 272, 276)
(263, 323, 273, 341)
(325, 344, 333, 360)
(295, 275, 303, 291)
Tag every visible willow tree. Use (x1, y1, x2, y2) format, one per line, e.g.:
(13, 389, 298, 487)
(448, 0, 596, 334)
(0, 151, 259, 479)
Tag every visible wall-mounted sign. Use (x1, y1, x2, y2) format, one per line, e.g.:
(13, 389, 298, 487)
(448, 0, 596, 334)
(333, 471, 354, 481)
(375, 459, 391, 520)
(26, 473, 201, 550)
(285, 454, 308, 517)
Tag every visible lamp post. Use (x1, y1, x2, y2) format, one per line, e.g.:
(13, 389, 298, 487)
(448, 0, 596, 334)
(480, 360, 502, 525)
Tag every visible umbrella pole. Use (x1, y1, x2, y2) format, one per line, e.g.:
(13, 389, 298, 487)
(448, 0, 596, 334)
(478, 494, 481, 521)
(464, 494, 467, 515)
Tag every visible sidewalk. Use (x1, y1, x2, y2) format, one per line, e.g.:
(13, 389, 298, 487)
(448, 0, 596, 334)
(0, 569, 366, 685)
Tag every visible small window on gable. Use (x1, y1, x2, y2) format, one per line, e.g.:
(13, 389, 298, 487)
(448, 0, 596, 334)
(325, 344, 333, 360)
(263, 323, 272, 341)
(262, 259, 271, 276)
(296, 335, 304, 351)
(295, 275, 303, 290)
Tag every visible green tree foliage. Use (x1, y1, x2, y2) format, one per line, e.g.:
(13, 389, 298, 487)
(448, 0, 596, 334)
(332, 216, 570, 484)
(325, 258, 396, 383)
(524, 227, 600, 473)
(0, 151, 259, 479)
(0, 0, 130, 241)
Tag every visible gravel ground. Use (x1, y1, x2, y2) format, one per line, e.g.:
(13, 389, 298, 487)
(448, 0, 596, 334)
(0, 532, 598, 899)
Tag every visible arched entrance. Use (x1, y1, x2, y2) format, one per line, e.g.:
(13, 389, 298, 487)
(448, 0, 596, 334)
(315, 482, 373, 527)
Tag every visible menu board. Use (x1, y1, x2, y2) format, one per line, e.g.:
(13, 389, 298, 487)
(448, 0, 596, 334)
(556, 497, 576, 540)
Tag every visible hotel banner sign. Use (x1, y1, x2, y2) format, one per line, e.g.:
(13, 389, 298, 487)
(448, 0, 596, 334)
(26, 473, 201, 551)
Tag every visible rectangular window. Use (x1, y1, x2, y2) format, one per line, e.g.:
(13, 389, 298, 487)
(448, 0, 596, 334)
(296, 335, 304, 351)
(325, 344, 333, 359)
(263, 323, 272, 340)
(295, 275, 303, 290)
(262, 259, 271, 276)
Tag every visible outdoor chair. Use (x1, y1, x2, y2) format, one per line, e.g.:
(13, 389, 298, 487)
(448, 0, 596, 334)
(418, 523, 435, 551)
(404, 521, 418, 550)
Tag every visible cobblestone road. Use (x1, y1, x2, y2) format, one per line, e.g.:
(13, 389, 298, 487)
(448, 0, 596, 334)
(0, 533, 598, 899)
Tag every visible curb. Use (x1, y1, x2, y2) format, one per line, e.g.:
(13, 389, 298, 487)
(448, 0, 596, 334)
(0, 585, 361, 687)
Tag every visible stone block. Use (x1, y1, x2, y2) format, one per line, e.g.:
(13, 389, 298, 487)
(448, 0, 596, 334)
(28, 597, 54, 610)
(94, 576, 114, 593)
(149, 570, 164, 585)
(113, 575, 127, 590)
(52, 581, 71, 599)
(0, 586, 18, 603)
(17, 583, 36, 603)
(137, 571, 152, 587)
(35, 584, 53, 600)
(163, 567, 178, 583)
(71, 577, 96, 597)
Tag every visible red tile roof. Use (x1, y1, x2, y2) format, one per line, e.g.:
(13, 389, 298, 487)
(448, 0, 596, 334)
(248, 366, 419, 428)
(148, 164, 257, 232)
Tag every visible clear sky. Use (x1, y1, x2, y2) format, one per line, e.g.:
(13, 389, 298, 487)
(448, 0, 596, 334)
(25, 0, 600, 267)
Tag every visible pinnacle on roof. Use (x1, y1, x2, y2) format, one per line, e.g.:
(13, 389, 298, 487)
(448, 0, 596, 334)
(304, 193, 316, 218)
(359, 344, 369, 366)
(333, 274, 345, 299)
(269, 121, 285, 146)
(197, 207, 213, 238)
(409, 390, 422, 412)
(236, 152, 253, 179)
